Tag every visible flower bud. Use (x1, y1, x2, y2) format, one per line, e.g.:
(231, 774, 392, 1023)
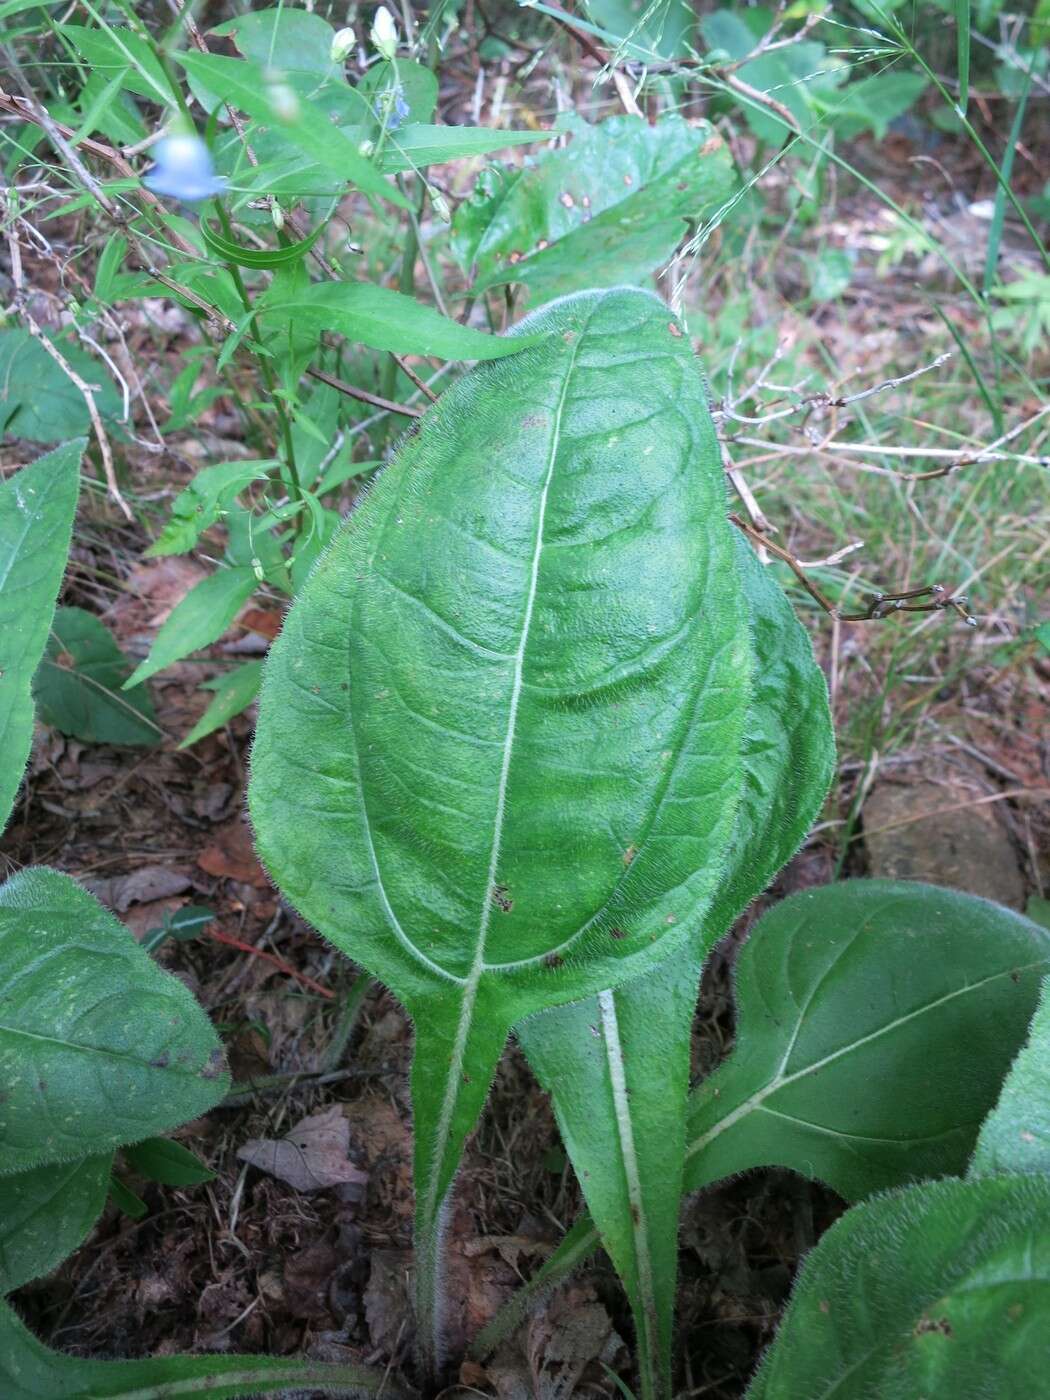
(371, 5, 398, 60)
(430, 190, 451, 223)
(330, 26, 356, 62)
(271, 200, 285, 230)
(357, 137, 375, 157)
(265, 75, 300, 123)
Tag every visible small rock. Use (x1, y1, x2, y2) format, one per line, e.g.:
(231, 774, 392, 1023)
(863, 779, 1025, 910)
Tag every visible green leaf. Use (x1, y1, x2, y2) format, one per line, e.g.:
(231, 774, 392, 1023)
(0, 1155, 111, 1293)
(123, 567, 257, 689)
(510, 536, 834, 1384)
(491, 880, 1050, 1346)
(107, 1173, 147, 1220)
(0, 441, 82, 833)
(452, 114, 736, 300)
(826, 71, 929, 140)
(210, 7, 338, 80)
(58, 24, 171, 104)
(687, 881, 1050, 1200)
(93, 233, 128, 304)
(124, 1137, 215, 1187)
(519, 951, 704, 1399)
(585, 0, 693, 58)
(34, 606, 159, 746)
(141, 905, 215, 954)
(258, 280, 544, 360)
(970, 976, 1050, 1177)
(0, 1301, 403, 1399)
(0, 332, 120, 443)
(746, 1175, 1050, 1399)
(357, 58, 438, 125)
(248, 288, 752, 1374)
(179, 661, 263, 749)
(700, 12, 844, 143)
(198, 219, 324, 270)
(145, 461, 276, 558)
(0, 866, 229, 1175)
(173, 51, 409, 208)
(374, 124, 547, 171)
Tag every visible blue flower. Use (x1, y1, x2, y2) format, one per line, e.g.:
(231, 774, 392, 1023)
(376, 84, 411, 132)
(143, 134, 227, 203)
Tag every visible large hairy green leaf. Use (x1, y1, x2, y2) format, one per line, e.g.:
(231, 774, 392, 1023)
(0, 1301, 411, 1399)
(515, 537, 833, 1396)
(477, 881, 1049, 1360)
(971, 976, 1050, 1178)
(746, 1175, 1050, 1399)
(0, 1155, 111, 1294)
(249, 287, 751, 1372)
(0, 441, 82, 833)
(0, 867, 229, 1174)
(451, 115, 735, 300)
(688, 881, 1050, 1199)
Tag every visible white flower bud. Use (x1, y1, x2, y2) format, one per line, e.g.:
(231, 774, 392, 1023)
(357, 138, 375, 157)
(265, 76, 300, 123)
(330, 26, 356, 62)
(430, 191, 450, 223)
(371, 5, 398, 60)
(271, 200, 285, 230)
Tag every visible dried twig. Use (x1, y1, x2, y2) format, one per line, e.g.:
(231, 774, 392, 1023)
(306, 366, 424, 418)
(729, 513, 977, 626)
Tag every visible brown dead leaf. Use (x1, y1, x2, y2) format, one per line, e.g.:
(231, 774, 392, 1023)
(283, 1240, 340, 1320)
(238, 1105, 368, 1193)
(479, 1281, 627, 1400)
(109, 556, 206, 640)
(240, 607, 282, 640)
(85, 865, 192, 912)
(198, 817, 268, 886)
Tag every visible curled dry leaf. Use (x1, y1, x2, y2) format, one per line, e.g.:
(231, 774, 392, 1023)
(237, 1105, 368, 1193)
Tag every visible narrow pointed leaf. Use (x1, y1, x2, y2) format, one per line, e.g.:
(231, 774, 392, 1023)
(0, 867, 229, 1175)
(513, 539, 833, 1380)
(0, 1301, 413, 1399)
(123, 567, 257, 689)
(258, 280, 544, 361)
(746, 1175, 1050, 1400)
(179, 661, 263, 749)
(0, 440, 82, 833)
(687, 881, 1050, 1200)
(0, 1154, 111, 1293)
(249, 288, 752, 1373)
(173, 51, 408, 208)
(970, 976, 1050, 1178)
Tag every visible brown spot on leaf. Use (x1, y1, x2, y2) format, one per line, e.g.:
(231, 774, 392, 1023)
(668, 323, 684, 338)
(622, 845, 637, 866)
(507, 250, 523, 265)
(544, 953, 564, 970)
(623, 173, 633, 185)
(536, 238, 549, 250)
(491, 884, 513, 913)
(201, 1047, 227, 1081)
(559, 191, 575, 208)
(915, 1315, 953, 1338)
(610, 927, 627, 941)
(150, 1052, 171, 1070)
(56, 649, 75, 670)
(700, 134, 725, 155)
